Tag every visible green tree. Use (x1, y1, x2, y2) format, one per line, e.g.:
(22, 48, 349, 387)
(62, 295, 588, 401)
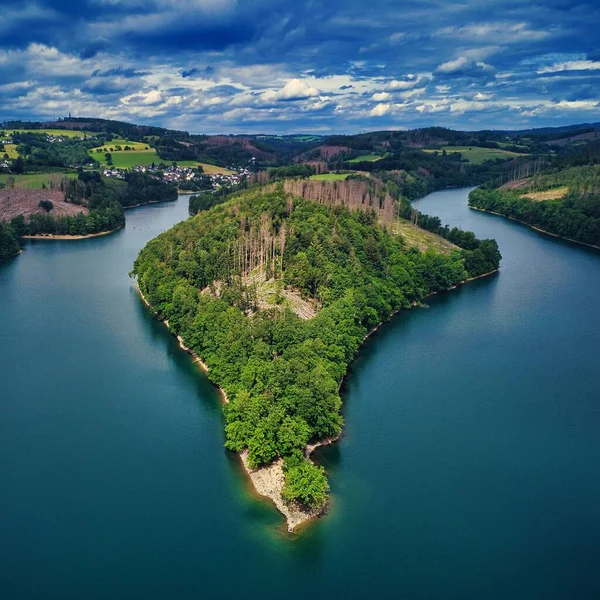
(282, 461, 329, 509)
(12, 156, 25, 174)
(39, 200, 54, 213)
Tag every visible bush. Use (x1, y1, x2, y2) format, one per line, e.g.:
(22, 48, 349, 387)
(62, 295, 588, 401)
(282, 461, 329, 509)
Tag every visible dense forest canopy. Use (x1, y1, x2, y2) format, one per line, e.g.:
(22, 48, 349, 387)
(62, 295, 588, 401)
(0, 222, 20, 260)
(133, 185, 501, 509)
(469, 164, 600, 247)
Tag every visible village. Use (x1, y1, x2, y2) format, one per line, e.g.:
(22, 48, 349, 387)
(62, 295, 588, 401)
(101, 164, 251, 191)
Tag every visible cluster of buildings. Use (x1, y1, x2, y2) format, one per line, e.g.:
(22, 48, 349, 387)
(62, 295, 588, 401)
(102, 163, 251, 190)
(211, 169, 251, 189)
(101, 168, 126, 179)
(1, 137, 13, 171)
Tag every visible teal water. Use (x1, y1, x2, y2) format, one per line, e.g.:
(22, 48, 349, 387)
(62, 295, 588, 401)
(1, 189, 599, 599)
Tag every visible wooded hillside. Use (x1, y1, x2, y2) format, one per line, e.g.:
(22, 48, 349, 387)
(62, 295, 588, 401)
(469, 164, 600, 247)
(133, 184, 501, 511)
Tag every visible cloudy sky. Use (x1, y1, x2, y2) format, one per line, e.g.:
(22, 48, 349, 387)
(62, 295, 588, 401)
(1, 0, 599, 134)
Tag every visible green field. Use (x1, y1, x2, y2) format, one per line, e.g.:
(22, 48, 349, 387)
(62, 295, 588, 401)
(497, 141, 528, 152)
(3, 129, 96, 138)
(90, 146, 234, 173)
(2, 144, 18, 159)
(194, 163, 235, 175)
(347, 153, 389, 163)
(91, 148, 158, 169)
(422, 146, 526, 164)
(392, 220, 458, 255)
(0, 172, 78, 189)
(309, 173, 352, 181)
(91, 139, 151, 152)
(90, 139, 154, 167)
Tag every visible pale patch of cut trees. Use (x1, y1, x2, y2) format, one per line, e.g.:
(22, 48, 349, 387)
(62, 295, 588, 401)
(231, 211, 287, 282)
(281, 179, 398, 227)
(496, 158, 545, 184)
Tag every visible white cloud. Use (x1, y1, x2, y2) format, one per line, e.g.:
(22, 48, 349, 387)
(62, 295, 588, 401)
(261, 78, 320, 102)
(372, 92, 391, 101)
(554, 99, 599, 110)
(120, 89, 163, 105)
(435, 57, 471, 74)
(435, 22, 553, 43)
(396, 87, 426, 100)
(435, 57, 493, 75)
(370, 103, 392, 117)
(537, 60, 600, 74)
(388, 76, 419, 90)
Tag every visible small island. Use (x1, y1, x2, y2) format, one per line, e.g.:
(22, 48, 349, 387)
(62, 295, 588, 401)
(133, 180, 501, 530)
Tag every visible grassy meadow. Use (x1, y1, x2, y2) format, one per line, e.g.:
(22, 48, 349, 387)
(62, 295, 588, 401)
(0, 172, 78, 189)
(91, 139, 151, 152)
(91, 150, 158, 169)
(89, 143, 234, 173)
(3, 129, 96, 138)
(422, 146, 526, 164)
(309, 172, 353, 181)
(193, 163, 235, 174)
(2, 144, 19, 159)
(392, 220, 458, 255)
(347, 153, 389, 163)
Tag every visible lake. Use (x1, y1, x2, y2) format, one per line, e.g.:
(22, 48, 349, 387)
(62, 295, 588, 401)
(1, 188, 599, 599)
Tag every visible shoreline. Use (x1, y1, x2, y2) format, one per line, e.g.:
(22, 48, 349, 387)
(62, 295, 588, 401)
(136, 268, 498, 532)
(21, 226, 122, 240)
(0, 248, 22, 261)
(123, 198, 179, 210)
(469, 205, 600, 251)
(136, 283, 327, 531)
(137, 285, 324, 530)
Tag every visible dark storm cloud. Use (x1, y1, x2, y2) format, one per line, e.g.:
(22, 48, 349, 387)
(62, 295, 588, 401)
(91, 67, 148, 79)
(0, 0, 599, 132)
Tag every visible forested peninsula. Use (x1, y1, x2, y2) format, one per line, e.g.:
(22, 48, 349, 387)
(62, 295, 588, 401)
(133, 183, 501, 530)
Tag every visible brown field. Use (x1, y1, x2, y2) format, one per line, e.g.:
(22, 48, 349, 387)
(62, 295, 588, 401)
(522, 187, 569, 201)
(205, 136, 276, 161)
(547, 132, 598, 146)
(499, 178, 533, 191)
(0, 189, 87, 221)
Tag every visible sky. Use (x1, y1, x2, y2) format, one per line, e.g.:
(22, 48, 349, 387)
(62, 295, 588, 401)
(1, 0, 599, 134)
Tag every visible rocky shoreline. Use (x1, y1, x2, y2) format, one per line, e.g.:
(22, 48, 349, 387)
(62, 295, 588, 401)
(21, 226, 122, 240)
(137, 284, 325, 531)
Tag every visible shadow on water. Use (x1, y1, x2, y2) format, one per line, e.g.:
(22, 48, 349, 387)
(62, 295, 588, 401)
(127, 282, 331, 556)
(342, 269, 501, 388)
(130, 284, 223, 418)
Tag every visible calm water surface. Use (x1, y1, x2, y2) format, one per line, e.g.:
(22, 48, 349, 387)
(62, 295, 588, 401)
(1, 189, 599, 599)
